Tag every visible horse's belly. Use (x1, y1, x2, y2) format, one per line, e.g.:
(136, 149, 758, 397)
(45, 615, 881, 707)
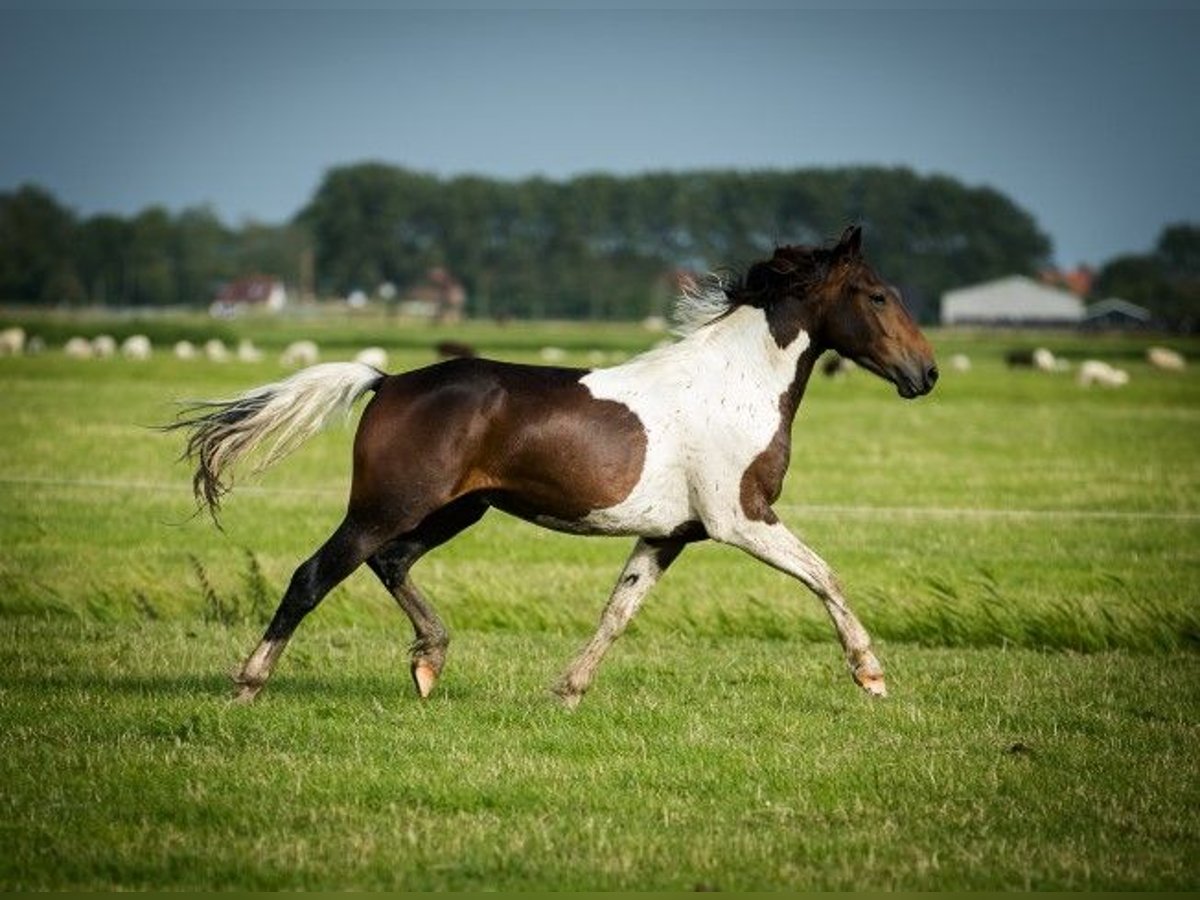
(574, 463, 693, 536)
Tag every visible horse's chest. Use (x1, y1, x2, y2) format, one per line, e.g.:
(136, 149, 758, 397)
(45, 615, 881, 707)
(577, 367, 789, 534)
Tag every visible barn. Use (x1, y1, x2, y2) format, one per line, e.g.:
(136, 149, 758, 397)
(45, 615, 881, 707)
(940, 275, 1084, 327)
(1081, 297, 1153, 331)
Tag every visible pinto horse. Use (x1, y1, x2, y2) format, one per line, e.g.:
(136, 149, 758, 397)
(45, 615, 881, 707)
(170, 226, 937, 705)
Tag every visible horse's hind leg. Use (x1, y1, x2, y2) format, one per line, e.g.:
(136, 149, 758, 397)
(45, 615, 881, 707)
(552, 537, 685, 708)
(234, 516, 384, 702)
(366, 496, 488, 698)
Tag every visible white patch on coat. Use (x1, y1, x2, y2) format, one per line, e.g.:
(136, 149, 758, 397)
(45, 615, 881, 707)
(578, 304, 809, 538)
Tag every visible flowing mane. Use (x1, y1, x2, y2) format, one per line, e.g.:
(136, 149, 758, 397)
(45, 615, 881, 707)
(670, 243, 839, 337)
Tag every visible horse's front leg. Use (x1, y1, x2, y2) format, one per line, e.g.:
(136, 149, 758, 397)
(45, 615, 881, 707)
(552, 537, 685, 708)
(715, 517, 887, 697)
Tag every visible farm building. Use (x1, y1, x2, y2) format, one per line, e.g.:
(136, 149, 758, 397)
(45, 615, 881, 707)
(1081, 297, 1153, 331)
(940, 275, 1084, 327)
(210, 275, 288, 318)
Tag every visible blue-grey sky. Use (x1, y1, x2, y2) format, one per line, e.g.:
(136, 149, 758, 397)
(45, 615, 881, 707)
(1, 8, 1197, 267)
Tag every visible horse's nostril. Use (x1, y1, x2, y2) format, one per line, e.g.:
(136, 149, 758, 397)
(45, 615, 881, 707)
(926, 365, 939, 387)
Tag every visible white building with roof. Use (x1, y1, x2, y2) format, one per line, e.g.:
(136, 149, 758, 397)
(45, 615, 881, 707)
(941, 275, 1084, 327)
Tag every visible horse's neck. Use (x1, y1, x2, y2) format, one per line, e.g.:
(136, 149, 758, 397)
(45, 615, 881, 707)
(691, 305, 820, 408)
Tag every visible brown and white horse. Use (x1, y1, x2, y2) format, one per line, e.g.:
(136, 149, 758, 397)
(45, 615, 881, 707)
(170, 226, 937, 706)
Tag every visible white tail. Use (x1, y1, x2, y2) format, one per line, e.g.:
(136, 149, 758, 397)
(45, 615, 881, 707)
(168, 362, 385, 518)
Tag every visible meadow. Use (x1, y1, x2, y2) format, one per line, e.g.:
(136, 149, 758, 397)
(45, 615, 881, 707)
(0, 310, 1198, 889)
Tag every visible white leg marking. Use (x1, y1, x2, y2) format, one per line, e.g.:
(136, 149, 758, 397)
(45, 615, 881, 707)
(554, 539, 672, 706)
(714, 518, 886, 696)
(233, 636, 289, 702)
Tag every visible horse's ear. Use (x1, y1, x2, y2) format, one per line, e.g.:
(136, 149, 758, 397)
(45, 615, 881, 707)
(835, 225, 863, 260)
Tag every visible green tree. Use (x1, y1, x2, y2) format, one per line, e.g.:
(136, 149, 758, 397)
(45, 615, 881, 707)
(0, 185, 80, 304)
(1095, 222, 1200, 332)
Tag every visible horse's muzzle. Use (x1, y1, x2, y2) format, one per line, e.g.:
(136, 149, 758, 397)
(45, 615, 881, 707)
(896, 363, 938, 398)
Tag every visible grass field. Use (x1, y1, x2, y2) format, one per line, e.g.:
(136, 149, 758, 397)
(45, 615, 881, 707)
(1, 310, 1198, 889)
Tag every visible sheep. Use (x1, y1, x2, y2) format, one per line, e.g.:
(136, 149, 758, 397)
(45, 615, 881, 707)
(237, 339, 264, 363)
(64, 336, 94, 359)
(91, 334, 117, 358)
(204, 338, 231, 363)
(354, 346, 389, 370)
(1006, 347, 1067, 372)
(174, 340, 198, 360)
(0, 326, 26, 356)
(121, 334, 152, 360)
(281, 339, 319, 367)
(1147, 346, 1186, 371)
(538, 346, 567, 363)
(949, 353, 971, 373)
(1078, 359, 1129, 388)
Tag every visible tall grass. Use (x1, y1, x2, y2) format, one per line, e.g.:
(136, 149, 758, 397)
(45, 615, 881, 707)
(0, 317, 1197, 652)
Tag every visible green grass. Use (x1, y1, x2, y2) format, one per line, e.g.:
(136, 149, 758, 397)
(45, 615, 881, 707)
(0, 312, 1198, 888)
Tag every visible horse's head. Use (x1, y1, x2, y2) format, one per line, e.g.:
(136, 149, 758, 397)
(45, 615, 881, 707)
(752, 227, 938, 399)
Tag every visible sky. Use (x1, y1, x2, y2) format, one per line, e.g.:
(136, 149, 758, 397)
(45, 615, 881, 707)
(1, 7, 1197, 268)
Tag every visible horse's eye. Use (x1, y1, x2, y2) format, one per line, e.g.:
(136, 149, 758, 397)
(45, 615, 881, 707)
(870, 292, 887, 307)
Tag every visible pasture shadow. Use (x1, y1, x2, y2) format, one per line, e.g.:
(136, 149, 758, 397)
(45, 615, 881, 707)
(0, 669, 465, 703)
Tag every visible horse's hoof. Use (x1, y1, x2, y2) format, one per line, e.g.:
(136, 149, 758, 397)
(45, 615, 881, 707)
(411, 660, 439, 699)
(851, 653, 888, 698)
(551, 681, 585, 710)
(855, 670, 888, 697)
(231, 681, 263, 704)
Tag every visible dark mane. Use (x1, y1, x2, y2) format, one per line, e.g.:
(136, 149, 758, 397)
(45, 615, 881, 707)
(670, 230, 858, 336)
(724, 243, 836, 310)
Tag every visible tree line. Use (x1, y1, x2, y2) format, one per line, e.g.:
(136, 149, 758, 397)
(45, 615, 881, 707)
(1, 164, 1195, 328)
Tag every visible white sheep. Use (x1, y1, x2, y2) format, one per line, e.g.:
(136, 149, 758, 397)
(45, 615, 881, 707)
(204, 338, 231, 363)
(64, 336, 94, 359)
(539, 346, 567, 363)
(91, 334, 117, 358)
(1078, 359, 1129, 388)
(237, 339, 264, 363)
(0, 326, 26, 356)
(174, 340, 198, 360)
(281, 339, 320, 368)
(121, 334, 152, 360)
(1147, 346, 1186, 371)
(949, 353, 971, 373)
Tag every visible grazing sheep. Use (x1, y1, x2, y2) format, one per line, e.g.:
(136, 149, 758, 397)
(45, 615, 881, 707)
(1005, 347, 1064, 371)
(237, 339, 264, 363)
(538, 346, 567, 363)
(91, 334, 117, 358)
(949, 353, 971, 373)
(1147, 346, 1186, 371)
(121, 334, 152, 360)
(1078, 359, 1129, 388)
(64, 337, 94, 359)
(281, 339, 319, 367)
(174, 340, 198, 360)
(204, 338, 231, 363)
(0, 326, 26, 356)
(354, 346, 389, 370)
(25, 335, 45, 355)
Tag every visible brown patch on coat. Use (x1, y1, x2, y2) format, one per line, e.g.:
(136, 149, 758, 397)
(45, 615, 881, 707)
(349, 358, 647, 534)
(738, 343, 823, 524)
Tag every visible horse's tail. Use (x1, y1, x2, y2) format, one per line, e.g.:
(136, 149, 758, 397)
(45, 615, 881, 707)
(166, 362, 385, 520)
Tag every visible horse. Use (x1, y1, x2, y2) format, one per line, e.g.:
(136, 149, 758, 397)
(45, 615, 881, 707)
(168, 226, 938, 706)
